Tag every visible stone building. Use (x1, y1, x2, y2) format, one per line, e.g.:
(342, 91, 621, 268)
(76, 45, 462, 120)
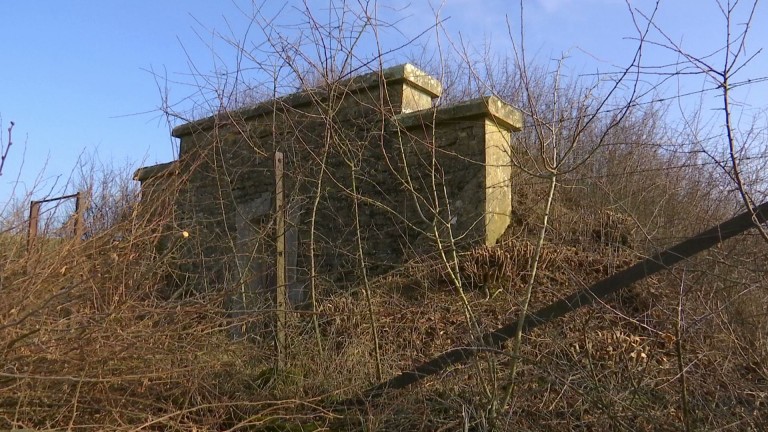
(134, 63, 523, 305)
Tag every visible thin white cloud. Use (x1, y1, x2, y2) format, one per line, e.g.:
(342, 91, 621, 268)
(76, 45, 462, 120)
(538, 0, 573, 13)
(537, 0, 622, 13)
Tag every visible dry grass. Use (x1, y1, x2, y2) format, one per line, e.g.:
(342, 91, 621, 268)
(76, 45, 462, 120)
(2, 189, 767, 431)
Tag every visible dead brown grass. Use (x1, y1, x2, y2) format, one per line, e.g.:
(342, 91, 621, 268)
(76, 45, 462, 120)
(2, 174, 766, 432)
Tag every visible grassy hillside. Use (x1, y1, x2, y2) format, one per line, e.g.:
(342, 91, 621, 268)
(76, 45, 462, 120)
(1, 168, 766, 431)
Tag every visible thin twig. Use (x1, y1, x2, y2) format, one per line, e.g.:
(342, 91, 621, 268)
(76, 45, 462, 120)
(0, 120, 15, 176)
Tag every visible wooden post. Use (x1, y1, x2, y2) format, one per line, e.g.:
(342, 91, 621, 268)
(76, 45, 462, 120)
(274, 151, 287, 370)
(27, 201, 41, 251)
(74, 192, 86, 242)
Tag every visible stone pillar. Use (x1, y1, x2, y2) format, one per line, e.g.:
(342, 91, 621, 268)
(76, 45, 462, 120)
(394, 95, 523, 247)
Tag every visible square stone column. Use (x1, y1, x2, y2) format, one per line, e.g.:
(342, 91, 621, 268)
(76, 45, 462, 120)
(394, 95, 523, 246)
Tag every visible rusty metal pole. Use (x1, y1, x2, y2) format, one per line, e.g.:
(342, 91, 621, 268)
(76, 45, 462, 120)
(274, 151, 287, 371)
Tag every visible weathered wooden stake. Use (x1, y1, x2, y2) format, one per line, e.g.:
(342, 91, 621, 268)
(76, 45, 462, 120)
(27, 201, 41, 251)
(274, 151, 287, 371)
(74, 192, 86, 242)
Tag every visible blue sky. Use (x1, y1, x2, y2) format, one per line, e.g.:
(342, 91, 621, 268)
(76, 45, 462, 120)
(1, 0, 766, 205)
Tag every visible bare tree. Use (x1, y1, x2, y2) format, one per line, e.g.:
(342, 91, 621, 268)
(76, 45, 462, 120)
(0, 119, 14, 176)
(637, 0, 768, 242)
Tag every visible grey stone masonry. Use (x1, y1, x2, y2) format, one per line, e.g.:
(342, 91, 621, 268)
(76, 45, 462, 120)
(134, 63, 523, 300)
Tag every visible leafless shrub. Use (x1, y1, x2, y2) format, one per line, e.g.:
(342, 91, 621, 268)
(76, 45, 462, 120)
(2, 1, 767, 431)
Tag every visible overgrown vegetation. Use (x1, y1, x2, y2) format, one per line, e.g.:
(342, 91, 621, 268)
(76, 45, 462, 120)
(2, 1, 767, 430)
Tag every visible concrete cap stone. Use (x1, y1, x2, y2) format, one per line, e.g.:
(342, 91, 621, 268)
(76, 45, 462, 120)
(171, 63, 442, 138)
(133, 161, 178, 182)
(395, 95, 524, 132)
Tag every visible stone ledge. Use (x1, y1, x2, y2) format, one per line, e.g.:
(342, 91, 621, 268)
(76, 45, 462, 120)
(133, 161, 178, 182)
(376, 63, 443, 99)
(394, 95, 524, 132)
(171, 63, 443, 138)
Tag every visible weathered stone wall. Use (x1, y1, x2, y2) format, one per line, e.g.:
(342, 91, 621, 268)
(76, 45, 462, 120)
(134, 64, 523, 304)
